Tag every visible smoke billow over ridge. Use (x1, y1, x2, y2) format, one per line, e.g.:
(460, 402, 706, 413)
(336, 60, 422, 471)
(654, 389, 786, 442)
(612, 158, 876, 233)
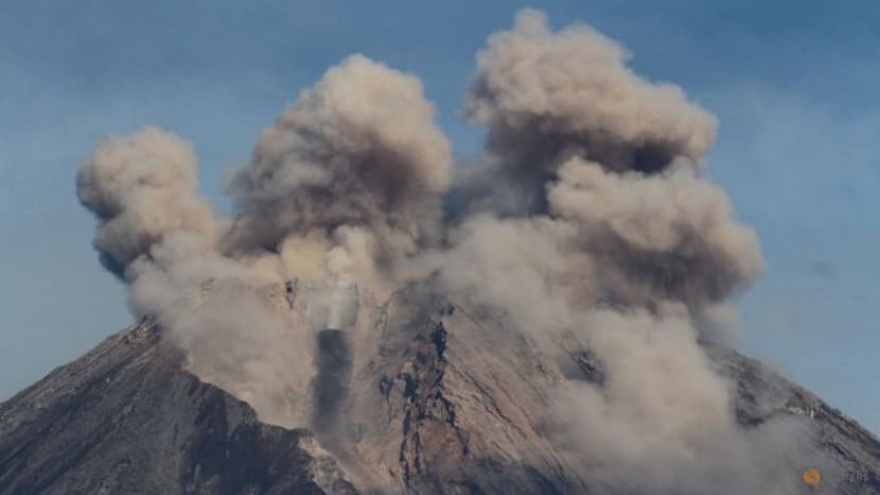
(76, 9, 822, 495)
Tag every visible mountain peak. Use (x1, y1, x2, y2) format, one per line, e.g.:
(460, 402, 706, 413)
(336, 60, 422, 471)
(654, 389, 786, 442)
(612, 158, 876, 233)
(2, 289, 879, 494)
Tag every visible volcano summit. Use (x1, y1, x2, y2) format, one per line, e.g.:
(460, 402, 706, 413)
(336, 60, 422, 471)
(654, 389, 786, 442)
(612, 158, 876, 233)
(2, 9, 878, 495)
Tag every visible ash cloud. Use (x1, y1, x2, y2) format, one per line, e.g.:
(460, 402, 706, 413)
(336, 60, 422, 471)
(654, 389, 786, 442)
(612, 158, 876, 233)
(224, 54, 452, 280)
(463, 10, 718, 215)
(76, 8, 822, 495)
(547, 157, 764, 309)
(76, 126, 218, 278)
(77, 55, 452, 431)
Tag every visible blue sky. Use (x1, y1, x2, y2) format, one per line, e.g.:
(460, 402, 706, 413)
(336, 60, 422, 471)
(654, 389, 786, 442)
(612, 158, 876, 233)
(2, 1, 878, 432)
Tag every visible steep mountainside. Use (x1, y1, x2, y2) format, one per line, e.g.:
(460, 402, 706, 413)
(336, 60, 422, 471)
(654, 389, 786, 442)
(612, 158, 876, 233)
(1, 292, 879, 495)
(0, 321, 356, 495)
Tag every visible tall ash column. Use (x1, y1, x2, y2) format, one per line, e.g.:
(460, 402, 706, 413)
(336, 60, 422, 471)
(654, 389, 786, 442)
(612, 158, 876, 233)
(296, 279, 359, 443)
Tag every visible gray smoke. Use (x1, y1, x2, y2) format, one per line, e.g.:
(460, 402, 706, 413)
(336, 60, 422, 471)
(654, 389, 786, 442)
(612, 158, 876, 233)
(547, 156, 764, 310)
(75, 8, 820, 495)
(426, 10, 805, 495)
(77, 54, 453, 432)
(467, 10, 716, 175)
(452, 9, 762, 313)
(76, 126, 218, 279)
(224, 54, 452, 277)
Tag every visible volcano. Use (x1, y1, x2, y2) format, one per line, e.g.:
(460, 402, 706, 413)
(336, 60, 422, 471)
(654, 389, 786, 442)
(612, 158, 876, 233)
(6, 7, 878, 495)
(1, 285, 879, 495)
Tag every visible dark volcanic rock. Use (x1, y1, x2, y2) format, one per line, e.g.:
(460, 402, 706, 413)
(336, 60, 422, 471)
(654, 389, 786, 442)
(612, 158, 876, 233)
(0, 320, 356, 495)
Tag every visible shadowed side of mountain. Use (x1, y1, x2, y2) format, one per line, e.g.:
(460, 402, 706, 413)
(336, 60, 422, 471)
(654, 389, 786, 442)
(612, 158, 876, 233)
(0, 320, 357, 495)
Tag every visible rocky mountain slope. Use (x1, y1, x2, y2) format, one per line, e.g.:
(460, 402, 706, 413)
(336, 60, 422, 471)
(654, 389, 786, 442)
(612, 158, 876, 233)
(1, 289, 879, 495)
(0, 320, 357, 495)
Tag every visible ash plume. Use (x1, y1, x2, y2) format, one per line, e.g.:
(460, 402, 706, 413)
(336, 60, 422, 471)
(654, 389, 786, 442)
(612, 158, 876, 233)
(76, 126, 218, 278)
(462, 9, 717, 216)
(75, 8, 823, 495)
(546, 157, 764, 309)
(453, 9, 762, 313)
(224, 54, 452, 280)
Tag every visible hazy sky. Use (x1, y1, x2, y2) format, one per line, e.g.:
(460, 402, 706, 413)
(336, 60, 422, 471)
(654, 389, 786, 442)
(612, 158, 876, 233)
(2, 1, 878, 432)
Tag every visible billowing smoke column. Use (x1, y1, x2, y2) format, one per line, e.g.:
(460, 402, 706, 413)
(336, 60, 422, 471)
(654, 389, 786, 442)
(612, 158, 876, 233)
(76, 126, 218, 279)
(75, 9, 818, 495)
(76, 54, 452, 432)
(467, 14, 716, 179)
(224, 54, 452, 279)
(429, 11, 789, 494)
(454, 10, 763, 315)
(219, 54, 450, 443)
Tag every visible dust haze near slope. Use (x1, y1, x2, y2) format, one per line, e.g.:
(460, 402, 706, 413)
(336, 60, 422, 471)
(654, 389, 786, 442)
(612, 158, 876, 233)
(75, 8, 827, 494)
